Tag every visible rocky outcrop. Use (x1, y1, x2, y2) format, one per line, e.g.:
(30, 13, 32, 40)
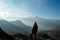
(0, 28, 14, 40)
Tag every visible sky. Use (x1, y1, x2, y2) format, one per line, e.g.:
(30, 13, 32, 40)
(0, 0, 60, 21)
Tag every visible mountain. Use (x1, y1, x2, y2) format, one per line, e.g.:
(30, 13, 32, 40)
(0, 20, 31, 34)
(20, 17, 60, 31)
(0, 20, 22, 34)
(11, 20, 32, 33)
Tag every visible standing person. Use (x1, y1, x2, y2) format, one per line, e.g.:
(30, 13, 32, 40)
(31, 22, 38, 40)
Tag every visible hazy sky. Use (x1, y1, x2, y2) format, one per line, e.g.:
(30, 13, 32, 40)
(0, 0, 60, 21)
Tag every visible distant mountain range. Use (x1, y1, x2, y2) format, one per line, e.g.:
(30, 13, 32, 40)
(20, 17, 60, 31)
(0, 20, 32, 34)
(11, 20, 32, 33)
(0, 17, 60, 34)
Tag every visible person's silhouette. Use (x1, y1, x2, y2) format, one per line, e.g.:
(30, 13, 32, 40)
(31, 22, 38, 40)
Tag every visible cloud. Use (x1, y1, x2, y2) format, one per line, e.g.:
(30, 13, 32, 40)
(0, 0, 31, 21)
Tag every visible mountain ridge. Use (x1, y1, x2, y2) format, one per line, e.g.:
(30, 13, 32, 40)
(20, 17, 60, 31)
(0, 20, 32, 34)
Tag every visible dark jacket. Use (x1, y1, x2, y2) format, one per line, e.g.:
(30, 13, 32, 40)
(32, 22, 38, 33)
